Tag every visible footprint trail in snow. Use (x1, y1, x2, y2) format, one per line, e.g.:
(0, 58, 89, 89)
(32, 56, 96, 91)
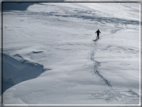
(91, 38, 112, 87)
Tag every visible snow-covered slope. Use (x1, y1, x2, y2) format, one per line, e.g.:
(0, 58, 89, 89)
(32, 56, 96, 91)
(2, 3, 140, 105)
(3, 53, 44, 92)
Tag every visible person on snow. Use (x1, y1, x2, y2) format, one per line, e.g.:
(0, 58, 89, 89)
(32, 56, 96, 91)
(96, 29, 101, 39)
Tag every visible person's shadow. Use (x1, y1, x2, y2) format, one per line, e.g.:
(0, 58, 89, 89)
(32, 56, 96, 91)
(93, 38, 99, 42)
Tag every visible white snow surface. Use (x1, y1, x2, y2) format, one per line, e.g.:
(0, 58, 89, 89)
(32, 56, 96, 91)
(3, 3, 141, 105)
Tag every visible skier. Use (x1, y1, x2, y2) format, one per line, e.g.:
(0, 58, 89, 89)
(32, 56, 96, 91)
(95, 29, 101, 39)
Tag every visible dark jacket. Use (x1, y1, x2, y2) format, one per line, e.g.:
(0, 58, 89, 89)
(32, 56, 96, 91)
(96, 30, 101, 35)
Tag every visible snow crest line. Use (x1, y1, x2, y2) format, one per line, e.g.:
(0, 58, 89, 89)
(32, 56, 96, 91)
(91, 39, 112, 87)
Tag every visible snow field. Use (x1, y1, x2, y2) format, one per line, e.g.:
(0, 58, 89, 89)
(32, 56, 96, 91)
(2, 3, 140, 105)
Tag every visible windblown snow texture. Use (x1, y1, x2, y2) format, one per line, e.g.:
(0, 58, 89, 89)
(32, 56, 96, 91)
(2, 3, 140, 104)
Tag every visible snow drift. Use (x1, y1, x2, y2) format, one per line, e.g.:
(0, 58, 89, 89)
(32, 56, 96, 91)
(2, 2, 140, 105)
(3, 53, 44, 92)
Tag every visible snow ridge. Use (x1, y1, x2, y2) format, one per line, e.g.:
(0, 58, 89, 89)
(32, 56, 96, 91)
(91, 39, 112, 87)
(3, 53, 44, 92)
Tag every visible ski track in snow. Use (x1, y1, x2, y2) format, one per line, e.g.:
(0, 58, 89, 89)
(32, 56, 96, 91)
(89, 38, 139, 103)
(90, 40, 139, 103)
(91, 39, 112, 87)
(2, 3, 140, 104)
